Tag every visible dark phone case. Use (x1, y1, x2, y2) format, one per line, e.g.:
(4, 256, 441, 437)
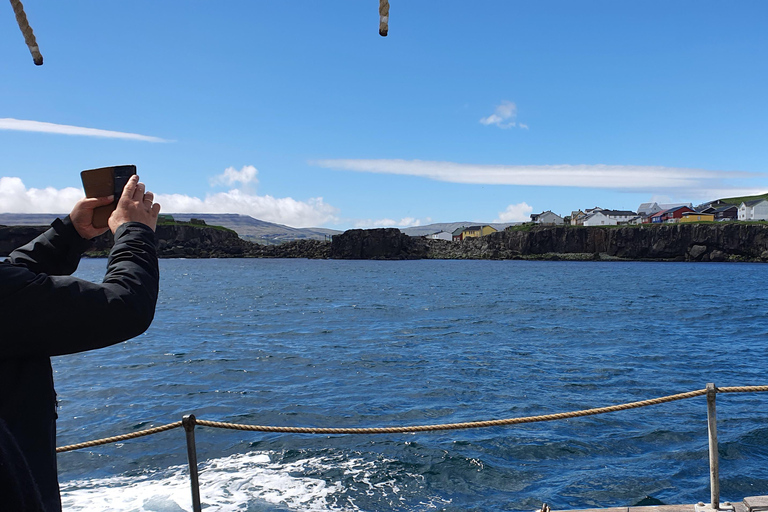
(80, 165, 136, 229)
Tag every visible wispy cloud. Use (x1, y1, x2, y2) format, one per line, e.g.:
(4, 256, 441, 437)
(312, 159, 765, 198)
(494, 202, 533, 223)
(0, 118, 170, 142)
(479, 100, 525, 129)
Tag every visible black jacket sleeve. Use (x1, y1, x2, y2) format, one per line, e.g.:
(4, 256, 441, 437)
(0, 220, 159, 358)
(6, 216, 91, 276)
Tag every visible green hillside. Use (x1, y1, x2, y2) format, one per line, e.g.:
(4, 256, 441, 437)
(718, 192, 768, 205)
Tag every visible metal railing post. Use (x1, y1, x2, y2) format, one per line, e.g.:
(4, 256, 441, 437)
(183, 414, 202, 512)
(706, 383, 720, 510)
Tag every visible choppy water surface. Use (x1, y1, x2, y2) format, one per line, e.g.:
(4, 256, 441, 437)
(55, 259, 768, 511)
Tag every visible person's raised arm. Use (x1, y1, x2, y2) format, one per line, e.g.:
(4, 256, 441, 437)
(0, 175, 162, 357)
(8, 195, 114, 276)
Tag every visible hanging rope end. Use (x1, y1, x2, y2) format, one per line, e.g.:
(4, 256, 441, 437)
(379, 0, 389, 37)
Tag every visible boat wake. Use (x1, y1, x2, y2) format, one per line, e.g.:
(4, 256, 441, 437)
(60, 450, 449, 511)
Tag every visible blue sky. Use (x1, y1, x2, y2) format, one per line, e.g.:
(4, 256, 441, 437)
(1, 1, 766, 229)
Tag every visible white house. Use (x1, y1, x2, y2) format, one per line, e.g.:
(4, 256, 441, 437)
(531, 211, 564, 225)
(738, 199, 768, 221)
(637, 202, 663, 216)
(582, 210, 637, 226)
(426, 231, 453, 241)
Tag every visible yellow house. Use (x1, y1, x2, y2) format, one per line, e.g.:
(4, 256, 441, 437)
(680, 212, 715, 223)
(461, 225, 497, 238)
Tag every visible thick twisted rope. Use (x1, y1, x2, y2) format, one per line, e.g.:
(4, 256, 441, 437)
(56, 421, 183, 453)
(194, 388, 709, 434)
(56, 386, 768, 452)
(9, 0, 43, 65)
(379, 0, 389, 37)
(718, 385, 768, 393)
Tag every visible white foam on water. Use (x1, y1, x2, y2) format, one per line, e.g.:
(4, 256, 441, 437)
(61, 450, 451, 511)
(60, 451, 347, 512)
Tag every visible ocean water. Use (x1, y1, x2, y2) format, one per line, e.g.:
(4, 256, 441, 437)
(54, 259, 768, 511)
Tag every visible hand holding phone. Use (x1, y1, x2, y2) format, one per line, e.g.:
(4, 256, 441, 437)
(80, 165, 137, 228)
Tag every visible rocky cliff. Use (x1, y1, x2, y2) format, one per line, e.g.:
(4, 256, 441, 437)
(4, 222, 768, 262)
(0, 223, 329, 259)
(330, 224, 768, 262)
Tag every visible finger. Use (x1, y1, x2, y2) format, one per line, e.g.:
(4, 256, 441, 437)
(133, 182, 147, 201)
(143, 191, 154, 203)
(151, 203, 161, 216)
(121, 175, 140, 201)
(79, 195, 115, 209)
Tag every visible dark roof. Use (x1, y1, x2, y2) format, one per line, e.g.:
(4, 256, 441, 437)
(743, 199, 768, 207)
(666, 205, 692, 213)
(589, 209, 637, 217)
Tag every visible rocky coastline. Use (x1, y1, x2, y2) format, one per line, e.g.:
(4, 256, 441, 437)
(3, 222, 768, 263)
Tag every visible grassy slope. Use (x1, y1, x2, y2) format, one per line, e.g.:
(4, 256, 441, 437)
(717, 192, 768, 205)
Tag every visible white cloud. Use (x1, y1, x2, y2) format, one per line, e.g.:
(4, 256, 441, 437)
(0, 177, 82, 213)
(494, 202, 534, 223)
(312, 159, 765, 196)
(480, 100, 522, 129)
(209, 165, 259, 188)
(353, 217, 425, 229)
(0, 174, 339, 228)
(157, 165, 338, 227)
(157, 191, 338, 228)
(0, 118, 169, 142)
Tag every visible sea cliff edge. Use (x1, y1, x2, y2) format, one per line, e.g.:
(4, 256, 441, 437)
(2, 223, 768, 262)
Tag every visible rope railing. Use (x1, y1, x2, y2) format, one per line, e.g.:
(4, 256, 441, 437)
(55, 384, 768, 512)
(57, 421, 183, 453)
(56, 385, 768, 451)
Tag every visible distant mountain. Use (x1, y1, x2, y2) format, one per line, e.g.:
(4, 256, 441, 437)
(0, 213, 60, 226)
(0, 213, 341, 244)
(168, 214, 340, 243)
(401, 222, 520, 237)
(0, 213, 519, 242)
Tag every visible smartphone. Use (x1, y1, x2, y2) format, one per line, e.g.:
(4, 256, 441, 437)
(80, 165, 136, 228)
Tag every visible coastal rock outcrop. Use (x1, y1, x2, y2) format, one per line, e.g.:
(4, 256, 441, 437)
(330, 228, 427, 260)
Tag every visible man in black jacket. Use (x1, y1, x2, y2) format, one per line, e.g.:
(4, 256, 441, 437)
(0, 174, 161, 511)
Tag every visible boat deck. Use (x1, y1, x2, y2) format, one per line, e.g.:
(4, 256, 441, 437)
(558, 496, 768, 512)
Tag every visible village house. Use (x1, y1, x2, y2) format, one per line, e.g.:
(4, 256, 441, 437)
(679, 212, 715, 223)
(582, 209, 637, 226)
(426, 231, 453, 241)
(451, 226, 467, 241)
(530, 211, 564, 225)
(637, 202, 663, 217)
(738, 199, 768, 221)
(460, 225, 497, 239)
(649, 205, 695, 223)
(700, 204, 738, 221)
(570, 210, 587, 226)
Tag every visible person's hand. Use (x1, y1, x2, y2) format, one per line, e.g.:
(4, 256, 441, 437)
(108, 175, 161, 233)
(70, 195, 114, 239)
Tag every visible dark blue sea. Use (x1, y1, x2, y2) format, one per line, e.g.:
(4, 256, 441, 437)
(55, 259, 768, 511)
